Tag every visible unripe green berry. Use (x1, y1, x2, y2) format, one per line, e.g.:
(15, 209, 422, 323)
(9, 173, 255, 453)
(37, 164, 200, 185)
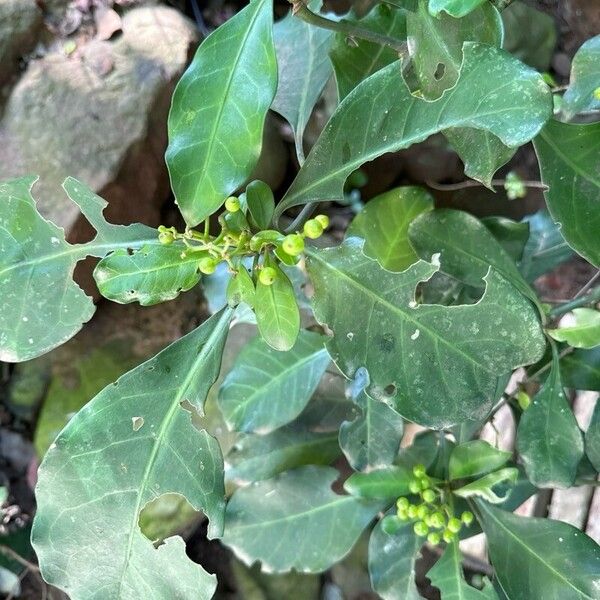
(447, 517, 462, 534)
(422, 489, 436, 503)
(199, 257, 218, 275)
(225, 196, 240, 212)
(282, 234, 305, 256)
(419, 476, 431, 490)
(408, 479, 421, 495)
(414, 521, 429, 537)
(416, 504, 428, 520)
(442, 529, 456, 544)
(427, 532, 441, 545)
(303, 219, 323, 239)
(397, 508, 408, 521)
(461, 511, 474, 526)
(429, 512, 445, 529)
(158, 231, 175, 245)
(259, 267, 277, 286)
(315, 214, 329, 230)
(407, 505, 418, 519)
(413, 464, 426, 478)
(396, 497, 410, 511)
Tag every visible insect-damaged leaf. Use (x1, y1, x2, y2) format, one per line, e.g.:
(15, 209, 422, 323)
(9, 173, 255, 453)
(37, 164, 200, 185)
(306, 238, 546, 428)
(32, 308, 233, 600)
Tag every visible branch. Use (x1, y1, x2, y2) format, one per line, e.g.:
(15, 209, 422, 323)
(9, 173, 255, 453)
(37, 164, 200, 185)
(548, 285, 600, 319)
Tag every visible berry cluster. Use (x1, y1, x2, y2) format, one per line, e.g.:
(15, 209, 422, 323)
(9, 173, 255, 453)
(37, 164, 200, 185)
(157, 194, 329, 286)
(396, 464, 474, 545)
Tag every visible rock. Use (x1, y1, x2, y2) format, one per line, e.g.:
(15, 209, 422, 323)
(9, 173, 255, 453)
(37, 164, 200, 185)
(0, 6, 198, 238)
(0, 0, 43, 85)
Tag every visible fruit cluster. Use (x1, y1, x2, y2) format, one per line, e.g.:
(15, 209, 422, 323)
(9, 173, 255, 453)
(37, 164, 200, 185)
(157, 193, 329, 286)
(396, 464, 474, 545)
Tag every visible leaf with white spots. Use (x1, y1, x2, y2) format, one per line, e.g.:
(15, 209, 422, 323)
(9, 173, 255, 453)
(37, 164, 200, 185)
(31, 308, 233, 600)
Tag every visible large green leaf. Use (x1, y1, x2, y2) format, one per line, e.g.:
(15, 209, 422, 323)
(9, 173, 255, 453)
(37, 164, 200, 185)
(344, 465, 412, 500)
(368, 518, 421, 600)
(517, 345, 583, 488)
(0, 177, 157, 362)
(222, 466, 383, 573)
(306, 238, 546, 428)
(427, 539, 491, 599)
(449, 440, 510, 481)
(272, 3, 333, 162)
(165, 0, 277, 226)
(408, 209, 539, 308)
(31, 308, 233, 600)
(476, 500, 600, 599)
(533, 119, 600, 268)
(562, 35, 600, 120)
(585, 399, 600, 472)
(329, 4, 407, 100)
(548, 309, 600, 349)
(347, 186, 433, 272)
(275, 43, 551, 220)
(339, 387, 405, 471)
(428, 0, 486, 18)
(561, 347, 600, 391)
(218, 331, 329, 433)
(94, 245, 201, 306)
(225, 426, 340, 484)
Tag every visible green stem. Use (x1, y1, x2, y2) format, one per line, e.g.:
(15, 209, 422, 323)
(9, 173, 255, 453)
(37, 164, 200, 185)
(289, 1, 407, 55)
(548, 285, 600, 319)
(284, 203, 317, 234)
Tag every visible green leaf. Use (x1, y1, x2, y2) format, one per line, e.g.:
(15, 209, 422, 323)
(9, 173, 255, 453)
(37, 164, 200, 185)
(272, 3, 333, 162)
(408, 208, 539, 308)
(94, 244, 201, 306)
(0, 177, 157, 362)
(347, 186, 433, 272)
(427, 539, 491, 599)
(306, 238, 546, 428)
(533, 119, 600, 268)
(562, 347, 600, 392)
(329, 4, 407, 100)
(517, 345, 584, 488)
(562, 35, 600, 120)
(449, 440, 511, 481)
(453, 468, 518, 503)
(344, 465, 412, 500)
(218, 331, 330, 433)
(476, 500, 600, 599)
(227, 265, 256, 308)
(275, 43, 551, 220)
(501, 1, 556, 72)
(519, 210, 573, 282)
(368, 518, 422, 600)
(31, 307, 233, 600)
(481, 216, 529, 263)
(165, 0, 277, 226)
(428, 0, 487, 18)
(222, 465, 383, 573)
(255, 263, 300, 351)
(585, 399, 600, 472)
(246, 180, 275, 230)
(548, 309, 600, 349)
(339, 388, 405, 471)
(226, 426, 340, 484)
(396, 430, 443, 472)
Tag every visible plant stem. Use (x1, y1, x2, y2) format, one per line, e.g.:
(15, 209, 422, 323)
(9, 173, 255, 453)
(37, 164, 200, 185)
(289, 0, 407, 55)
(548, 285, 600, 319)
(284, 203, 317, 234)
(426, 178, 547, 192)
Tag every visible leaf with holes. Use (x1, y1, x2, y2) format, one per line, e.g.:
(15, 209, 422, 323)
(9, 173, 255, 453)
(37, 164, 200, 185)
(347, 186, 433, 272)
(218, 331, 330, 433)
(0, 177, 157, 362)
(534, 119, 600, 268)
(562, 35, 600, 120)
(306, 238, 546, 428)
(222, 465, 384, 573)
(275, 43, 551, 220)
(165, 0, 277, 226)
(31, 307, 233, 600)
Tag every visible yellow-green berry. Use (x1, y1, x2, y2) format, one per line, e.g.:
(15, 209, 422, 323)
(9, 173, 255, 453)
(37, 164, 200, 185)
(414, 521, 429, 537)
(429, 512, 445, 529)
(594, 87, 600, 101)
(407, 505, 418, 519)
(397, 508, 408, 521)
(416, 505, 428, 520)
(461, 511, 474, 526)
(517, 390, 531, 411)
(419, 476, 431, 489)
(408, 480, 421, 495)
(422, 489, 436, 503)
(199, 257, 218, 275)
(259, 267, 277, 286)
(282, 234, 305, 256)
(396, 497, 410, 511)
(315, 214, 330, 230)
(448, 517, 462, 533)
(443, 529, 455, 544)
(225, 196, 240, 212)
(427, 531, 441, 545)
(303, 219, 323, 239)
(158, 231, 175, 245)
(413, 464, 426, 478)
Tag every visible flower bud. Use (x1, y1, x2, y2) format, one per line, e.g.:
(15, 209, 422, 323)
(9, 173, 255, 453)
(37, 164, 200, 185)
(225, 196, 240, 212)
